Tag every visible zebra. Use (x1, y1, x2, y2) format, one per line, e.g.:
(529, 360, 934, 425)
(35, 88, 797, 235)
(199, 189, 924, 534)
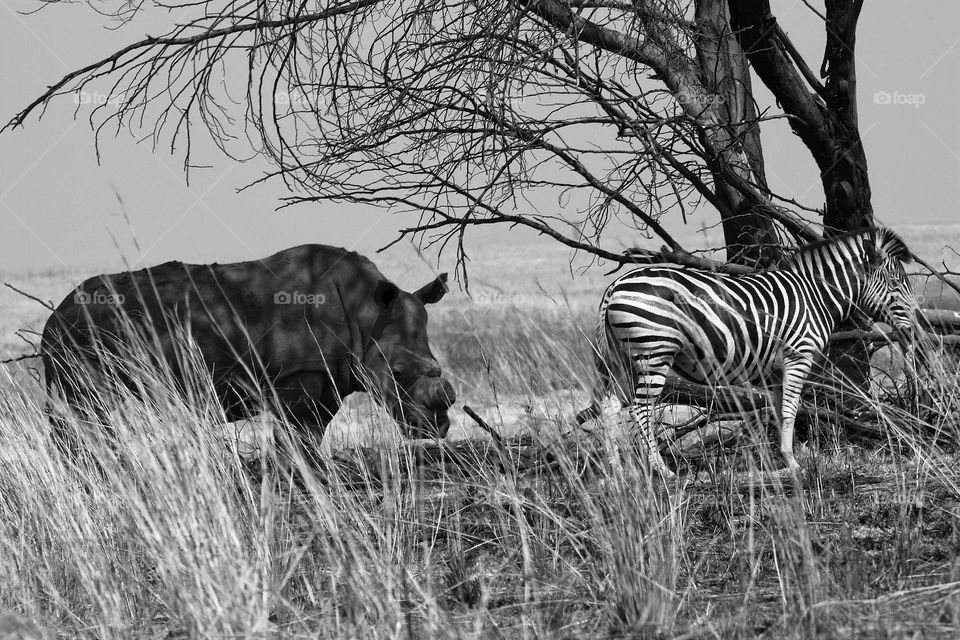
(578, 227, 917, 478)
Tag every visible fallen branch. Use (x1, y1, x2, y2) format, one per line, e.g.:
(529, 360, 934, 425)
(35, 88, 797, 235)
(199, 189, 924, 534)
(612, 252, 960, 338)
(829, 328, 960, 346)
(920, 309, 960, 333)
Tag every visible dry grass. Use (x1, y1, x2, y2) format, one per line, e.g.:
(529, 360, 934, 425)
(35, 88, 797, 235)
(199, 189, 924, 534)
(1, 228, 960, 638)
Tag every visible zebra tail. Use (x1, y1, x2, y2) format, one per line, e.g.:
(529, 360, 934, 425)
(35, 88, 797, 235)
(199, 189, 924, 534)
(575, 317, 617, 425)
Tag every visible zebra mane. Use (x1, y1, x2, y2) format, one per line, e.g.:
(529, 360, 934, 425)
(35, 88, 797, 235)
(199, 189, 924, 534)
(876, 227, 912, 262)
(787, 226, 912, 266)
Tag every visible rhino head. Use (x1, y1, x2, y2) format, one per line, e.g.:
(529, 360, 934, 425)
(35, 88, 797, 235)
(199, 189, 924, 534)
(361, 274, 456, 439)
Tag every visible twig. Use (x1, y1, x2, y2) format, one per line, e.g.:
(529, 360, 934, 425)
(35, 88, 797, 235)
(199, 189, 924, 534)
(4, 282, 56, 312)
(463, 405, 515, 477)
(910, 251, 960, 303)
(0, 353, 42, 365)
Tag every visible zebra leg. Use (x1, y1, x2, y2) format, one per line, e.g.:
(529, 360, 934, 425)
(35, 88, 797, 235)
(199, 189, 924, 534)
(627, 366, 675, 478)
(778, 356, 813, 473)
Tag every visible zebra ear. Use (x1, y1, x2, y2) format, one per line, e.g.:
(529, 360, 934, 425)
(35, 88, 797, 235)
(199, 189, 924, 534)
(864, 236, 882, 267)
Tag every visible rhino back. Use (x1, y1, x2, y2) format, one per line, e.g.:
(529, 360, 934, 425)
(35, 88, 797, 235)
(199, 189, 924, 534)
(42, 245, 380, 384)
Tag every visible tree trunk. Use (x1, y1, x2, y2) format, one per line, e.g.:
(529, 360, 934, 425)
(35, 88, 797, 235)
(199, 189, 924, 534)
(728, 0, 873, 387)
(820, 0, 872, 233)
(727, 0, 871, 231)
(816, 0, 873, 387)
(694, 0, 780, 267)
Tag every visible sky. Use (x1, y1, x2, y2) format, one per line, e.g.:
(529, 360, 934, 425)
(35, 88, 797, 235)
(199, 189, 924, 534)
(0, 0, 958, 273)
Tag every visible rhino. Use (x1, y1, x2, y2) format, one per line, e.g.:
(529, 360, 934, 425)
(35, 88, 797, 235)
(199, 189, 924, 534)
(41, 245, 456, 450)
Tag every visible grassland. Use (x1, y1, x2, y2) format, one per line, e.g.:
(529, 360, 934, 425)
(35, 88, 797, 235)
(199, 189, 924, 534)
(2, 225, 960, 638)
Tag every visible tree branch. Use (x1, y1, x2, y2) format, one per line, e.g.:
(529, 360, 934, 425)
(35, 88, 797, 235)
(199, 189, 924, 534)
(774, 23, 827, 97)
(728, 0, 833, 171)
(4, 0, 384, 131)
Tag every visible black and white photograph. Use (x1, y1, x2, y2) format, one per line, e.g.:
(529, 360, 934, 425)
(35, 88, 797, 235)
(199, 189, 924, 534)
(1, 0, 959, 637)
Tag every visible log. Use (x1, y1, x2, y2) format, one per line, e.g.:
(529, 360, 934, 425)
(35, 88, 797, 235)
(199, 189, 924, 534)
(662, 376, 773, 412)
(920, 308, 960, 333)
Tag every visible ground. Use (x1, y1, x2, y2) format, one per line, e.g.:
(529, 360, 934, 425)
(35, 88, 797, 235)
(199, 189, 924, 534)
(1, 225, 960, 638)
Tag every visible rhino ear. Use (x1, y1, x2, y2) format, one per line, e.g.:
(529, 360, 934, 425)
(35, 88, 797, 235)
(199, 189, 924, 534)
(413, 273, 448, 305)
(374, 280, 400, 308)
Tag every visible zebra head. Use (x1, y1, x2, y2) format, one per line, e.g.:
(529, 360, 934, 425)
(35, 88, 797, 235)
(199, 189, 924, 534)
(858, 227, 915, 331)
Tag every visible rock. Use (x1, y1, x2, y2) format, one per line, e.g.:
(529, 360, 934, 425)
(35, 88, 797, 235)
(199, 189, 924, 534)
(0, 612, 45, 640)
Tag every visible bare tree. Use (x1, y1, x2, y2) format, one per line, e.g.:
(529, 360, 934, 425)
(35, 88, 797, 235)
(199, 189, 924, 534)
(7, 0, 845, 273)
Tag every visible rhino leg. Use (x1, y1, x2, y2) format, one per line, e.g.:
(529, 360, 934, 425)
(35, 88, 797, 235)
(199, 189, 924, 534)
(44, 354, 126, 463)
(270, 371, 341, 465)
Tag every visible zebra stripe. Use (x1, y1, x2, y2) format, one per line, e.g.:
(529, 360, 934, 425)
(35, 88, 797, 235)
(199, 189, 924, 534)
(585, 227, 916, 478)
